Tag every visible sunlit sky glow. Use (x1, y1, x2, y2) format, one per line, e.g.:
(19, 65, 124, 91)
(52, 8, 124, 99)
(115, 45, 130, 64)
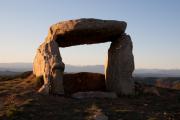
(0, 0, 180, 69)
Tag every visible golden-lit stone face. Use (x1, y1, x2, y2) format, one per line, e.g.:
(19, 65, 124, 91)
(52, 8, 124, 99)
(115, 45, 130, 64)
(46, 18, 127, 47)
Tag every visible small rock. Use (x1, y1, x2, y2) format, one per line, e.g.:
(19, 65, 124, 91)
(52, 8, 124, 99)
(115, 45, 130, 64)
(72, 91, 117, 99)
(93, 113, 108, 120)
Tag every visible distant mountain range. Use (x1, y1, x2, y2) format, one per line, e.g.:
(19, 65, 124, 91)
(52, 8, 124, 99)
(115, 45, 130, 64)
(134, 69, 180, 77)
(0, 63, 32, 72)
(0, 63, 180, 77)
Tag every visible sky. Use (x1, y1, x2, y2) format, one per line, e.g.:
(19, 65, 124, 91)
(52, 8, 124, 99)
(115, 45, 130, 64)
(0, 0, 180, 69)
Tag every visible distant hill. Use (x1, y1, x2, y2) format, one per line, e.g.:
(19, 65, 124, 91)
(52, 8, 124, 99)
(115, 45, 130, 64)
(0, 63, 32, 72)
(134, 69, 180, 77)
(134, 77, 180, 90)
(65, 65, 104, 73)
(0, 70, 21, 76)
(0, 63, 180, 77)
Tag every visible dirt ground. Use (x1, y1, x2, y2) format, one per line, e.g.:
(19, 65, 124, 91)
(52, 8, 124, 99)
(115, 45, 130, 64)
(0, 72, 180, 120)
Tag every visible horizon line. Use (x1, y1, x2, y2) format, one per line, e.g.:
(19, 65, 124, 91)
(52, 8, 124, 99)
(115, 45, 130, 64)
(0, 62, 180, 70)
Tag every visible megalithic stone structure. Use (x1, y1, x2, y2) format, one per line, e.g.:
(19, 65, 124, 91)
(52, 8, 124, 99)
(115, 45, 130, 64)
(33, 40, 64, 94)
(33, 18, 135, 95)
(105, 34, 135, 95)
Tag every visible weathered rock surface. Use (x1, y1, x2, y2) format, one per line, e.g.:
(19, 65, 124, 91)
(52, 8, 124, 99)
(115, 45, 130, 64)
(63, 72, 106, 94)
(105, 34, 134, 95)
(33, 40, 64, 94)
(72, 91, 117, 99)
(46, 18, 127, 47)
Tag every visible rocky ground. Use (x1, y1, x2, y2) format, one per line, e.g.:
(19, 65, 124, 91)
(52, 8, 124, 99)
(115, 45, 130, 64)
(0, 72, 180, 120)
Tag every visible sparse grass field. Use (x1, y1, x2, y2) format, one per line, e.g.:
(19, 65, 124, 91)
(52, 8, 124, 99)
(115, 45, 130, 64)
(0, 72, 180, 120)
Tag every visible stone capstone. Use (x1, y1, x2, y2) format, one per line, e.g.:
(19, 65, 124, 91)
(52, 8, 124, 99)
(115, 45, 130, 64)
(33, 40, 64, 94)
(46, 18, 127, 47)
(105, 34, 135, 95)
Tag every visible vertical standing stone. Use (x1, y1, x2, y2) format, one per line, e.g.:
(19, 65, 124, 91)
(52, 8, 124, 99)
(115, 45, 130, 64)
(33, 40, 64, 94)
(105, 34, 134, 95)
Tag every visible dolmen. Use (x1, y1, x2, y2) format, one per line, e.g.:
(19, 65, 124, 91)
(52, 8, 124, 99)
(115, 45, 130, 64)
(33, 18, 135, 96)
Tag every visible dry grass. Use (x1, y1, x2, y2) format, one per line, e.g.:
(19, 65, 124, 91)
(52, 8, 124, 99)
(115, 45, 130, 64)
(0, 72, 179, 120)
